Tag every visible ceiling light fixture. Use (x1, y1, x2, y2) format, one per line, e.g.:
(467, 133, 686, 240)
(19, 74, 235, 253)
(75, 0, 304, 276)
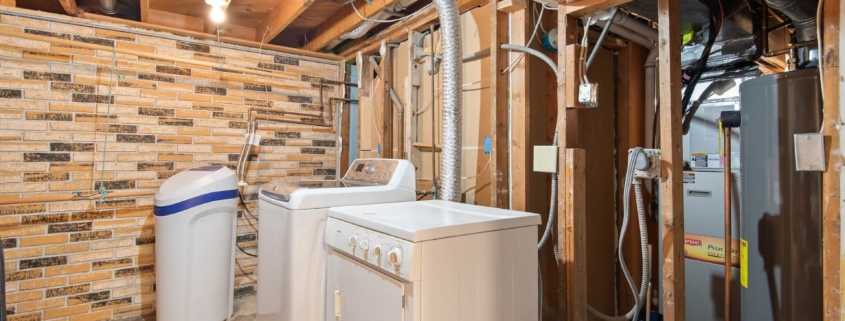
(205, 0, 227, 23)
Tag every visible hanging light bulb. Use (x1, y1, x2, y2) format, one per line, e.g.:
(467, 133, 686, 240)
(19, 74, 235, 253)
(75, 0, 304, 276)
(210, 5, 225, 23)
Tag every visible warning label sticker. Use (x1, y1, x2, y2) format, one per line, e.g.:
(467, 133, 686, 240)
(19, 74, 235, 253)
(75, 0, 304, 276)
(683, 233, 739, 267)
(741, 238, 748, 288)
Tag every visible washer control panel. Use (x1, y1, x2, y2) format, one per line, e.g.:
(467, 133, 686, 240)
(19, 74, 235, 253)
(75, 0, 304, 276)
(325, 218, 415, 281)
(341, 159, 401, 184)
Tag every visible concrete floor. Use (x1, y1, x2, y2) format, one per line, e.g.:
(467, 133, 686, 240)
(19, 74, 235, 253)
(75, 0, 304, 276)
(227, 294, 258, 321)
(120, 294, 257, 321)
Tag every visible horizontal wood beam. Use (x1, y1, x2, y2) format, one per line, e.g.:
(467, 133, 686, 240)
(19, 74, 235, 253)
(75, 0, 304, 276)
(339, 0, 487, 58)
(0, 0, 14, 7)
(304, 0, 399, 52)
(78, 12, 341, 60)
(564, 0, 633, 17)
(146, 8, 205, 33)
(257, 0, 316, 43)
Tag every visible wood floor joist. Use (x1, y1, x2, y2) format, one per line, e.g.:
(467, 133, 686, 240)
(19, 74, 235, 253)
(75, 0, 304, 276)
(57, 0, 78, 16)
(564, 0, 632, 17)
(0, 0, 14, 7)
(257, 0, 316, 42)
(339, 0, 488, 59)
(304, 0, 400, 52)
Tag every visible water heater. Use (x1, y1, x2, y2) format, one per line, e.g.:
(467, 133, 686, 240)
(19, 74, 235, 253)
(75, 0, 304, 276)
(738, 68, 823, 320)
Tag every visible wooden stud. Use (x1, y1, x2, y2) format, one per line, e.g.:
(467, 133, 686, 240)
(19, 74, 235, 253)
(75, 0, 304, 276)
(821, 0, 841, 319)
(564, 0, 633, 17)
(497, 0, 527, 13)
(564, 44, 586, 108)
(57, 0, 78, 16)
(0, 0, 15, 7)
(556, 4, 581, 320)
(657, 0, 685, 319)
(490, 0, 509, 209)
(140, 0, 149, 23)
(383, 51, 394, 158)
(509, 6, 531, 211)
(256, 0, 316, 43)
(563, 148, 587, 319)
(340, 65, 352, 176)
(304, 0, 400, 51)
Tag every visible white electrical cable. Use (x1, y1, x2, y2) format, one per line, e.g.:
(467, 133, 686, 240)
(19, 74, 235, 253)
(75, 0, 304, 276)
(461, 157, 491, 179)
(502, 5, 545, 74)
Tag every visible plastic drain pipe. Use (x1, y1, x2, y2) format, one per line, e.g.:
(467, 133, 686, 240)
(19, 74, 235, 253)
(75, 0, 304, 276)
(433, 0, 463, 202)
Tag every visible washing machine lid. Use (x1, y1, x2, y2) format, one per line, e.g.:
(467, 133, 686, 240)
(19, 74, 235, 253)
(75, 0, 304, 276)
(259, 180, 381, 202)
(328, 200, 541, 242)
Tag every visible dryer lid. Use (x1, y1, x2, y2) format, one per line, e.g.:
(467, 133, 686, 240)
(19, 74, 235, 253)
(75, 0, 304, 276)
(328, 200, 541, 242)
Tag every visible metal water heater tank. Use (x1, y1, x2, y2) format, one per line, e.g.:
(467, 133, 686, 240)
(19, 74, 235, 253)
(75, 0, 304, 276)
(154, 165, 239, 321)
(739, 68, 823, 320)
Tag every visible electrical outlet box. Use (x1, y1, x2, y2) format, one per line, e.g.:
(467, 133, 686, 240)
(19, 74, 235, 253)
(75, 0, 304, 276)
(578, 83, 599, 108)
(630, 148, 662, 179)
(533, 145, 558, 173)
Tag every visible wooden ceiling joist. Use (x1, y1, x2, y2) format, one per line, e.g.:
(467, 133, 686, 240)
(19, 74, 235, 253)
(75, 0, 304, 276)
(338, 0, 487, 58)
(303, 0, 400, 52)
(58, 0, 78, 16)
(565, 0, 633, 17)
(140, 0, 149, 22)
(0, 0, 14, 7)
(257, 0, 316, 42)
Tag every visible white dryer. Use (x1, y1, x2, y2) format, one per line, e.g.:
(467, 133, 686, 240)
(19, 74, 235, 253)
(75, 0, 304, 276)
(324, 200, 541, 321)
(256, 158, 415, 321)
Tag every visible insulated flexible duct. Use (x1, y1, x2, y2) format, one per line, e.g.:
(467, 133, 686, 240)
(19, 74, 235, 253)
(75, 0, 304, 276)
(433, 0, 462, 202)
(99, 0, 118, 14)
(766, 0, 819, 42)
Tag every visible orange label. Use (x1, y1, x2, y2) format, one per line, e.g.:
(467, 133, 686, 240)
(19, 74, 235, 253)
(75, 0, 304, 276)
(684, 233, 739, 267)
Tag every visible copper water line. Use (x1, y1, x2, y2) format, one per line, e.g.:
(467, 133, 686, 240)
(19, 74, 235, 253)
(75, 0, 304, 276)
(723, 126, 732, 321)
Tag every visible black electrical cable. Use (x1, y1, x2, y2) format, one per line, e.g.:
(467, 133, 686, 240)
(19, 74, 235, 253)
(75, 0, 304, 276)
(236, 243, 258, 257)
(239, 194, 258, 221)
(682, 0, 725, 116)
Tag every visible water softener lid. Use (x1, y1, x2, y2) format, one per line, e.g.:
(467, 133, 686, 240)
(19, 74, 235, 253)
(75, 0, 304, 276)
(154, 166, 237, 209)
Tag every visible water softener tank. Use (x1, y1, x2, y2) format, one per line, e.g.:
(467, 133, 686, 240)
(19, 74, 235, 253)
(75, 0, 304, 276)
(154, 166, 238, 321)
(739, 68, 823, 320)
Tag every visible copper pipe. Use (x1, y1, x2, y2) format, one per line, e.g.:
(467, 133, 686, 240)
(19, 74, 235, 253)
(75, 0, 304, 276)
(0, 190, 158, 206)
(723, 126, 732, 321)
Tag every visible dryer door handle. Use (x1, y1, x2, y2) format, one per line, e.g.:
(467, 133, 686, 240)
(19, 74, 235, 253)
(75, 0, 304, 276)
(334, 290, 343, 319)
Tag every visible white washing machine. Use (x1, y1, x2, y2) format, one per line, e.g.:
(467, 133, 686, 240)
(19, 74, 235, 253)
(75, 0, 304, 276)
(256, 158, 415, 321)
(324, 200, 541, 321)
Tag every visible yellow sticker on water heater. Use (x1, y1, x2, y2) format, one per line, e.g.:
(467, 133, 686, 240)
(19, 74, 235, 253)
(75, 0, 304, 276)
(740, 238, 748, 288)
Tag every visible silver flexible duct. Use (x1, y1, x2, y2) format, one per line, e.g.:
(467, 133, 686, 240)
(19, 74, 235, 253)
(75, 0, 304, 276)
(433, 0, 462, 202)
(99, 0, 118, 14)
(766, 0, 819, 42)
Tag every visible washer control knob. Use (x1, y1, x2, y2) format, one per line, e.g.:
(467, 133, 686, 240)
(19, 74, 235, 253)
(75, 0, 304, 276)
(373, 245, 383, 257)
(348, 236, 357, 247)
(359, 240, 369, 251)
(366, 165, 376, 174)
(388, 248, 403, 267)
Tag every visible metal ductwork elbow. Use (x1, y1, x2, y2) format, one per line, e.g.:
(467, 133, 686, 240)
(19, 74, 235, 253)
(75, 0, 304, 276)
(431, 0, 462, 202)
(99, 0, 118, 14)
(765, 0, 819, 42)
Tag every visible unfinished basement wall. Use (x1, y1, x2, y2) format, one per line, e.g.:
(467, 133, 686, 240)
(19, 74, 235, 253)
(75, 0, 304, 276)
(357, 3, 493, 206)
(0, 9, 341, 321)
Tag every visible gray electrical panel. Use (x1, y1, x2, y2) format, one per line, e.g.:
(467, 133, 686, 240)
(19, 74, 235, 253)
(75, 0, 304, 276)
(739, 68, 822, 321)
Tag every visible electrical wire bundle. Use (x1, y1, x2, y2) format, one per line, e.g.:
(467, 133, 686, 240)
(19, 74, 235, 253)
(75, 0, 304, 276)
(681, 0, 725, 117)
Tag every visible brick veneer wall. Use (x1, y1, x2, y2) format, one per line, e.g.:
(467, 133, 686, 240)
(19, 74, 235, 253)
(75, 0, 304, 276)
(0, 10, 341, 321)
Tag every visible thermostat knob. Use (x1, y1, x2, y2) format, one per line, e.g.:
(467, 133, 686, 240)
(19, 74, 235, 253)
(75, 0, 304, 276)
(348, 236, 357, 247)
(373, 245, 383, 257)
(388, 248, 403, 267)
